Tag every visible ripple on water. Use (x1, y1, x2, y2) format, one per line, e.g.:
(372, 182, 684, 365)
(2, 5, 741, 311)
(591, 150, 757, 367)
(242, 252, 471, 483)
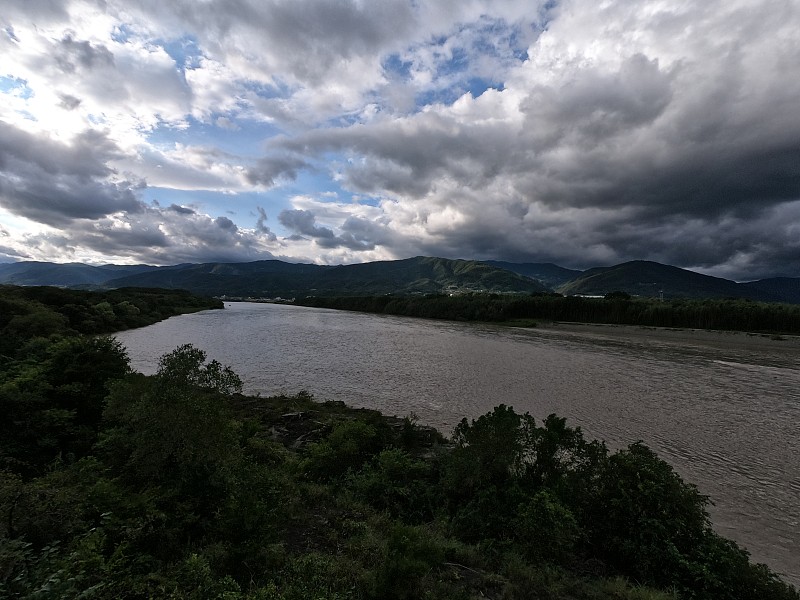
(115, 303, 800, 587)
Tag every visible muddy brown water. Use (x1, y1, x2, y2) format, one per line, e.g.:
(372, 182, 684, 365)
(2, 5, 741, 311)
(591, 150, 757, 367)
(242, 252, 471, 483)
(115, 302, 800, 587)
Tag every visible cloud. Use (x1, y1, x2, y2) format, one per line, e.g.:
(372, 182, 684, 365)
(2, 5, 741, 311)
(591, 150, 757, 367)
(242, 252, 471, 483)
(256, 0, 800, 278)
(58, 93, 82, 110)
(14, 202, 284, 265)
(272, 196, 421, 261)
(255, 206, 278, 241)
(0, 122, 143, 226)
(1, 0, 799, 278)
(279, 209, 335, 240)
(119, 144, 253, 192)
(246, 154, 308, 187)
(54, 33, 115, 73)
(169, 204, 195, 215)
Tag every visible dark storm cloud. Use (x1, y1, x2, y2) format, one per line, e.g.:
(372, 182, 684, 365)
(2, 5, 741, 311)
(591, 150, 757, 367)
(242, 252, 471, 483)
(279, 51, 779, 221)
(265, 7, 800, 279)
(278, 209, 376, 251)
(0, 122, 279, 264)
(1, 0, 69, 23)
(255, 206, 278, 241)
(246, 155, 309, 187)
(278, 209, 335, 239)
(519, 54, 674, 151)
(3, 0, 799, 278)
(279, 111, 519, 198)
(0, 122, 117, 179)
(133, 0, 417, 86)
(20, 203, 280, 265)
(169, 204, 196, 215)
(0, 122, 142, 226)
(214, 216, 237, 231)
(0, 176, 142, 227)
(55, 34, 115, 73)
(58, 93, 82, 110)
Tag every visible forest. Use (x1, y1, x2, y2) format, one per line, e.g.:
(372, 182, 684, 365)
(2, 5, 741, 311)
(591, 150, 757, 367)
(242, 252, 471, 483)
(296, 292, 800, 335)
(0, 285, 797, 599)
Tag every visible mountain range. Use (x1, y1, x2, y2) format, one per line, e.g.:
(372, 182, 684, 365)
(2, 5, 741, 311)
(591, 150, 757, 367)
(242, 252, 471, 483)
(1, 257, 798, 304)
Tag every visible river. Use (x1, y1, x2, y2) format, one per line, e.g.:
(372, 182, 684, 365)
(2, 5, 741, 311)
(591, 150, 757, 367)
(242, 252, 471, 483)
(114, 301, 800, 586)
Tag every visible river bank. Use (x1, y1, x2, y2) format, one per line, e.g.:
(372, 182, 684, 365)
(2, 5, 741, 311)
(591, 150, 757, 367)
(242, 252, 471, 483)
(115, 301, 800, 587)
(534, 320, 800, 353)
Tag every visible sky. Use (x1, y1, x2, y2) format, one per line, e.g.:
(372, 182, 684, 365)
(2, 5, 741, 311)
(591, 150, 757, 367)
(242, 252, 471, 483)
(1, 0, 799, 280)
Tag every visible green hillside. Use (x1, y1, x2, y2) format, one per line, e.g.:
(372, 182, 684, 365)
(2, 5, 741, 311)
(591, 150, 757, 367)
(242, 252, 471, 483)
(743, 277, 800, 304)
(0, 261, 159, 286)
(484, 260, 582, 288)
(557, 260, 773, 301)
(1, 290, 797, 599)
(105, 256, 549, 297)
(3, 257, 799, 303)
(104, 260, 331, 297)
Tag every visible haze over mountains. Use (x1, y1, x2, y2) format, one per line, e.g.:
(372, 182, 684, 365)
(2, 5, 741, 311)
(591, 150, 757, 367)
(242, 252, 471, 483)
(1, 257, 799, 304)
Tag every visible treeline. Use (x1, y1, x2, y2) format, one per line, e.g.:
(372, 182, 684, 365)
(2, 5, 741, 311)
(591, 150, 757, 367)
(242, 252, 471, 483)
(297, 293, 800, 334)
(0, 285, 222, 361)
(0, 286, 221, 477)
(0, 287, 798, 598)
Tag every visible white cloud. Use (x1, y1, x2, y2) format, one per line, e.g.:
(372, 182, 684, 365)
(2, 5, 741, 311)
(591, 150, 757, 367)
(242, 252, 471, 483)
(0, 0, 798, 278)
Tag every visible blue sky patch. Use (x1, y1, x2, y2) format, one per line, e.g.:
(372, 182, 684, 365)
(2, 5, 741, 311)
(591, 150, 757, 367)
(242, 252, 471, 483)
(160, 35, 204, 70)
(0, 76, 32, 98)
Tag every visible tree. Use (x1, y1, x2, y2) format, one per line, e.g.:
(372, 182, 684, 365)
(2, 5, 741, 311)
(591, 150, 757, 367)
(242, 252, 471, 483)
(101, 344, 242, 487)
(441, 405, 537, 541)
(584, 442, 710, 588)
(0, 336, 129, 474)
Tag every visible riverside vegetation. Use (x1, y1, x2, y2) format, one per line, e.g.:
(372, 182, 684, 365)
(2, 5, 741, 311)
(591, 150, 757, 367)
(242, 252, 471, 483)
(297, 292, 800, 335)
(0, 286, 797, 599)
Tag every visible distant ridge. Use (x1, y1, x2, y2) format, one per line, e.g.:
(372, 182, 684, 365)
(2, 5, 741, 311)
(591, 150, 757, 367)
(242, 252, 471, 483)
(483, 260, 582, 288)
(86, 256, 549, 297)
(556, 260, 774, 301)
(0, 261, 159, 286)
(741, 277, 800, 304)
(1, 257, 799, 303)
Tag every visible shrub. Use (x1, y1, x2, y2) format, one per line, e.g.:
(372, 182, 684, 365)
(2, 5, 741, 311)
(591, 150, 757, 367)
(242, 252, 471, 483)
(303, 421, 382, 481)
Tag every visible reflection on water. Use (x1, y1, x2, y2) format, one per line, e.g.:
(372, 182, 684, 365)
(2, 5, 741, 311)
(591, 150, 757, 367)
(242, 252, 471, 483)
(115, 302, 800, 586)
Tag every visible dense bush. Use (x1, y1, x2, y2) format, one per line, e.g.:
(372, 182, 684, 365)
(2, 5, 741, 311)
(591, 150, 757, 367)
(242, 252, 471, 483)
(0, 286, 797, 599)
(298, 293, 800, 334)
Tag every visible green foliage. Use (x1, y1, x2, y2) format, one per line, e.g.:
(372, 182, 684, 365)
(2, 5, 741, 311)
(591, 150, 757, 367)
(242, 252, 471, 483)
(516, 490, 580, 564)
(689, 533, 800, 600)
(0, 336, 129, 474)
(156, 343, 243, 396)
(348, 449, 438, 522)
(449, 405, 536, 485)
(437, 406, 798, 598)
(261, 553, 363, 600)
(368, 524, 446, 600)
(604, 290, 632, 300)
(297, 293, 800, 335)
(0, 285, 222, 350)
(101, 345, 242, 489)
(582, 443, 710, 588)
(0, 293, 796, 600)
(302, 420, 383, 481)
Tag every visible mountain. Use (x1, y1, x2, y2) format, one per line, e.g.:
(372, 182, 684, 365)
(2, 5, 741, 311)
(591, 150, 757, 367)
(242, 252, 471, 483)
(0, 261, 159, 286)
(741, 277, 800, 304)
(483, 260, 582, 288)
(103, 260, 331, 297)
(556, 260, 775, 301)
(104, 256, 550, 297)
(3, 257, 798, 303)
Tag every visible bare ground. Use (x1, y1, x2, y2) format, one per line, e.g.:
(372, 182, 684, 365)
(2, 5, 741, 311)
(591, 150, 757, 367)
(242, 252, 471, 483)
(533, 320, 800, 355)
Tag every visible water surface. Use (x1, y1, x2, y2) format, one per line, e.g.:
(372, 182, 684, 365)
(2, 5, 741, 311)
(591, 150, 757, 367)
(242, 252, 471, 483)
(115, 302, 800, 586)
